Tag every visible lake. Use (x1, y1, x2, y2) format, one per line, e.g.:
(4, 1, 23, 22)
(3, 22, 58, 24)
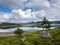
(0, 27, 55, 32)
(0, 24, 60, 32)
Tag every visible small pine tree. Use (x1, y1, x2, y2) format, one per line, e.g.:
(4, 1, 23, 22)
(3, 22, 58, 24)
(41, 17, 51, 30)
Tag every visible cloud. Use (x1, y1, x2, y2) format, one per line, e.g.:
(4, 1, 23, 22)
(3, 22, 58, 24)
(12, 9, 37, 18)
(11, 9, 40, 23)
(34, 7, 60, 21)
(0, 9, 39, 23)
(32, 10, 46, 19)
(49, 0, 60, 8)
(0, 0, 60, 10)
(0, 0, 60, 23)
(0, 0, 51, 9)
(45, 7, 60, 21)
(0, 7, 60, 23)
(0, 13, 10, 22)
(25, 0, 51, 9)
(0, 0, 28, 9)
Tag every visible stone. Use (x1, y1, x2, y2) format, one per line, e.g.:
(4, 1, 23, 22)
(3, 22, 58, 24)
(40, 31, 51, 38)
(21, 36, 26, 41)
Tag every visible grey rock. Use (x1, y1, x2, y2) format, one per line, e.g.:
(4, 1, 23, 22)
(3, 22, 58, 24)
(21, 36, 26, 41)
(40, 31, 51, 38)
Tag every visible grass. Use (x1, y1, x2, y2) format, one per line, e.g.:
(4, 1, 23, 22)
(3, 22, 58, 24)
(0, 28, 60, 45)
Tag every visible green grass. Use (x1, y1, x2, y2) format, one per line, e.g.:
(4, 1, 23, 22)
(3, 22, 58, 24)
(0, 28, 60, 45)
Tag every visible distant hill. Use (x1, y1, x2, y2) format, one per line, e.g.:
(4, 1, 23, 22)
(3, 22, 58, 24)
(51, 21, 60, 24)
(35, 21, 60, 24)
(0, 22, 21, 29)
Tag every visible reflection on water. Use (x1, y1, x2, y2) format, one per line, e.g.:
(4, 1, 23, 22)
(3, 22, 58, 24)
(0, 28, 17, 32)
(20, 27, 55, 31)
(0, 24, 60, 32)
(0, 27, 55, 32)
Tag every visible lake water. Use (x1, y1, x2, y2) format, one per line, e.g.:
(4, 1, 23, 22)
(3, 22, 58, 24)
(0, 24, 60, 32)
(0, 27, 55, 32)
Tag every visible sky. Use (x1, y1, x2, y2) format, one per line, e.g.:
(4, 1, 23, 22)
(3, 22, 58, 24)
(0, 0, 60, 23)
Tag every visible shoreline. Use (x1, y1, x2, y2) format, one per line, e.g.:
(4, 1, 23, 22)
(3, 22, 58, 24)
(0, 27, 56, 36)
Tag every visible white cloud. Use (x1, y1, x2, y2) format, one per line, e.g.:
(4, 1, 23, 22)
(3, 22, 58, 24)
(3, 14, 10, 19)
(32, 10, 46, 19)
(0, 13, 10, 22)
(0, 0, 60, 23)
(0, 0, 28, 9)
(0, 0, 51, 9)
(49, 0, 60, 8)
(0, 8, 60, 23)
(0, 9, 38, 23)
(25, 0, 51, 9)
(12, 9, 37, 19)
(0, 0, 60, 10)
(30, 7, 60, 21)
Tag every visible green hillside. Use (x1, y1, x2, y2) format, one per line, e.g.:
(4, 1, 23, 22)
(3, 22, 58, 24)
(0, 28, 60, 45)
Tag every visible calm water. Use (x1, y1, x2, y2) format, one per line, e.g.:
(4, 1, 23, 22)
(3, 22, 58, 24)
(0, 24, 60, 32)
(0, 27, 55, 32)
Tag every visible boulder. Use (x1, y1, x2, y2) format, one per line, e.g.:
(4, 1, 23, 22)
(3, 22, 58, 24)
(21, 36, 26, 41)
(40, 31, 51, 38)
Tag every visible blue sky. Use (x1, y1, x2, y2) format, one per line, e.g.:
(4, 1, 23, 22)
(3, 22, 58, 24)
(0, 3, 12, 13)
(0, 0, 60, 23)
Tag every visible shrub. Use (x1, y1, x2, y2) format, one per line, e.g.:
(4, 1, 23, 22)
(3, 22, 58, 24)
(14, 28, 24, 35)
